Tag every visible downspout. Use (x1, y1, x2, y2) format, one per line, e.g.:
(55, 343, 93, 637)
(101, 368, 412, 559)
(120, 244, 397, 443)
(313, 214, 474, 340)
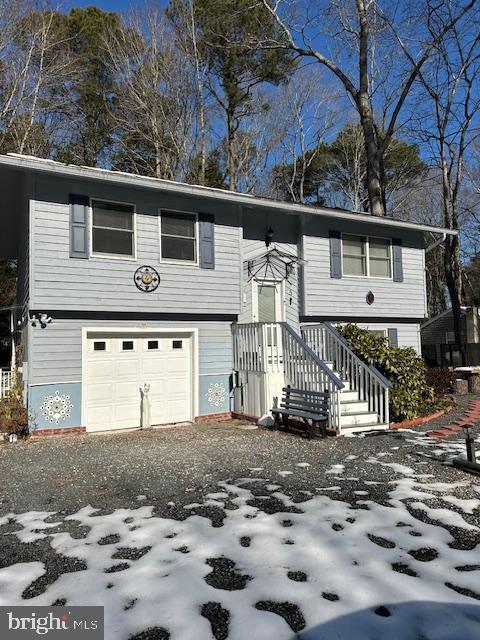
(425, 232, 446, 254)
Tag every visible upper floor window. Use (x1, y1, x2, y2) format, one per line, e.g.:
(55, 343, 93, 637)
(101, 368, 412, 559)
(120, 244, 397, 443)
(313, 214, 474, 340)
(92, 200, 135, 258)
(161, 211, 197, 263)
(342, 234, 391, 278)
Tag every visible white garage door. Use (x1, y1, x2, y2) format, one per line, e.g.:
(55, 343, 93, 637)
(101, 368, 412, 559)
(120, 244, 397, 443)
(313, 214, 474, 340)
(85, 332, 192, 432)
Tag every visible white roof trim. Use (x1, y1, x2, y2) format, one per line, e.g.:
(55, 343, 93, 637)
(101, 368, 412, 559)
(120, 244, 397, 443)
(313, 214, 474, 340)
(0, 153, 457, 236)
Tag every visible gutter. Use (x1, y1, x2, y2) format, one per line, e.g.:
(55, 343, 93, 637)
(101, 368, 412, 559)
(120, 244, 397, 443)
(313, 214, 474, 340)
(0, 154, 458, 237)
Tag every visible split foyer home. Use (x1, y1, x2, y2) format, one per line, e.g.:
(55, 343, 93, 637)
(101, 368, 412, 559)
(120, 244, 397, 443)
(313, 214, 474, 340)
(0, 154, 456, 435)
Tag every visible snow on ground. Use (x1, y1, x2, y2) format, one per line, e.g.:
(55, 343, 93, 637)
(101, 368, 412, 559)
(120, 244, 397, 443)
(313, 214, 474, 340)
(0, 437, 479, 640)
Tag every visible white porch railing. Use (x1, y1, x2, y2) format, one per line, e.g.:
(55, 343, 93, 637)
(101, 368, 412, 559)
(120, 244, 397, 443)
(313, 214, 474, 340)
(232, 322, 344, 431)
(302, 322, 391, 425)
(0, 369, 12, 398)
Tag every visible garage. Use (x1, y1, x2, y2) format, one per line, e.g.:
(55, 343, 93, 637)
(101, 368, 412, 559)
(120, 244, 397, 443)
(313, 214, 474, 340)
(84, 331, 193, 432)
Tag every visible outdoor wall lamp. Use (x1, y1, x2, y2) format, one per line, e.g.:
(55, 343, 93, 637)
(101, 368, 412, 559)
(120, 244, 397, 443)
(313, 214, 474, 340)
(265, 226, 274, 247)
(29, 313, 52, 328)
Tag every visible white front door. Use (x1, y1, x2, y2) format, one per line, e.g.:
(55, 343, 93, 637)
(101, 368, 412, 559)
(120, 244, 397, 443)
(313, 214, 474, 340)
(252, 280, 284, 323)
(84, 332, 192, 432)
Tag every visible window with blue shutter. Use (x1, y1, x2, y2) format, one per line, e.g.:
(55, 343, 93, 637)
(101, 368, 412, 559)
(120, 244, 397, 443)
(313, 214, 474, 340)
(199, 213, 215, 269)
(329, 230, 342, 278)
(70, 194, 89, 259)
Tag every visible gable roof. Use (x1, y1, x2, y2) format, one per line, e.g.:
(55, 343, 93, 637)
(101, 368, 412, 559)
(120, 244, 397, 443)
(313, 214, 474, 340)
(0, 153, 457, 237)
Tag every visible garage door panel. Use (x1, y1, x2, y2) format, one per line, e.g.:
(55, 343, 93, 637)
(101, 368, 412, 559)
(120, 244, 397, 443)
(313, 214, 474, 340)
(87, 383, 114, 403)
(116, 359, 141, 377)
(85, 332, 192, 432)
(115, 381, 143, 400)
(114, 403, 140, 424)
(87, 359, 115, 379)
(167, 358, 189, 374)
(87, 405, 112, 427)
(142, 358, 167, 375)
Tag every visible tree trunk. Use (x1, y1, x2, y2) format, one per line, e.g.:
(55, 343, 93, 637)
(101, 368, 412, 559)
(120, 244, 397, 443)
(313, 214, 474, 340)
(356, 1, 385, 216)
(445, 235, 463, 346)
(226, 108, 236, 191)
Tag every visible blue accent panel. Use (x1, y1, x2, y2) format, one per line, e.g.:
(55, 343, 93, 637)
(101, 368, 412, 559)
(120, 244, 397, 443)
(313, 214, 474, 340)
(199, 374, 231, 415)
(28, 382, 82, 430)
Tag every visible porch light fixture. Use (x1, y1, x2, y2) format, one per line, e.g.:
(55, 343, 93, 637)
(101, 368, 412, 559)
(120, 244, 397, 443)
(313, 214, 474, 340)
(265, 226, 274, 247)
(29, 313, 52, 328)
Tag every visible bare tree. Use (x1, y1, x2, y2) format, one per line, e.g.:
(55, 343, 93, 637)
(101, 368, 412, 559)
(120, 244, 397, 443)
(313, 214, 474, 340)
(416, 9, 480, 342)
(256, 0, 478, 216)
(270, 66, 342, 203)
(0, 2, 72, 156)
(103, 7, 202, 180)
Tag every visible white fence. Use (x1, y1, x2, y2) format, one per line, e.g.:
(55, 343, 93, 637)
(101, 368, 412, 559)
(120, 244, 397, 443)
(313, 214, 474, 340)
(0, 369, 12, 398)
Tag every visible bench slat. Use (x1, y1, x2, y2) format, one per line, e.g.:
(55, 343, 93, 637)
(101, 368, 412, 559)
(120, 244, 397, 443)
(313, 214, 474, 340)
(282, 387, 328, 398)
(272, 408, 327, 420)
(280, 399, 328, 410)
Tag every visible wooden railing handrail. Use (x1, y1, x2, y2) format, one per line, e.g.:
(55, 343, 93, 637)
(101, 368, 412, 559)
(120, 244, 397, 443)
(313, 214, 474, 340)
(281, 323, 344, 389)
(307, 322, 391, 389)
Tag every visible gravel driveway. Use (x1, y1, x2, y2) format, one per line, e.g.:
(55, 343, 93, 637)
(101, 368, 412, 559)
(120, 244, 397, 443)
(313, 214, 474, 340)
(0, 402, 479, 640)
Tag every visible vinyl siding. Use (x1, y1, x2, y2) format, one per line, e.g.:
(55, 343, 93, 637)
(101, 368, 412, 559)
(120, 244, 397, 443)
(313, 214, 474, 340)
(31, 175, 241, 315)
(355, 321, 421, 352)
(29, 318, 233, 385)
(302, 218, 427, 319)
(421, 312, 466, 345)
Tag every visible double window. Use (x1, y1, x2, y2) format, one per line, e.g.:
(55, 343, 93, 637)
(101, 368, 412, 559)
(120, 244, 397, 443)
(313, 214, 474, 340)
(342, 234, 392, 278)
(160, 210, 197, 263)
(92, 200, 135, 258)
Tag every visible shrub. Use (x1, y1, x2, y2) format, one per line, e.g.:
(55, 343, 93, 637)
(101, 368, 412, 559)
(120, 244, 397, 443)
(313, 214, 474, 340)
(338, 323, 433, 422)
(0, 384, 28, 437)
(425, 368, 454, 398)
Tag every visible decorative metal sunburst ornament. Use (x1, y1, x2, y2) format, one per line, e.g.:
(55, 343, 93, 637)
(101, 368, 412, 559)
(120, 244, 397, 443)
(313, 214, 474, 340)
(134, 266, 160, 292)
(247, 247, 303, 285)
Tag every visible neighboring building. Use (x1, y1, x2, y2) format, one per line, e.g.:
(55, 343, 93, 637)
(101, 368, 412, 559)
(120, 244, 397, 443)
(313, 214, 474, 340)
(0, 154, 456, 434)
(421, 306, 480, 367)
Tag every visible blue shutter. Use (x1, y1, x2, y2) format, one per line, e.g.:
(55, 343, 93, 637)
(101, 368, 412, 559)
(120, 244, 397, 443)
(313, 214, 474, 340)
(388, 328, 398, 347)
(70, 194, 89, 259)
(329, 230, 342, 278)
(199, 213, 215, 269)
(392, 238, 403, 282)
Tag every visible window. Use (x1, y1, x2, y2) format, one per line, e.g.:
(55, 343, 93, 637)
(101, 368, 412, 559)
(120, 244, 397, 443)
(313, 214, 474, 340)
(161, 211, 197, 262)
(93, 341, 106, 351)
(122, 340, 134, 351)
(369, 238, 391, 278)
(172, 340, 183, 349)
(92, 200, 134, 257)
(367, 329, 387, 338)
(148, 340, 159, 350)
(446, 331, 455, 344)
(343, 235, 367, 276)
(342, 235, 391, 278)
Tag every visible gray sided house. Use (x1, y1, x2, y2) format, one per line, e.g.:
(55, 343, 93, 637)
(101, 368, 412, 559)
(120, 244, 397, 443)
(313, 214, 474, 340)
(421, 307, 480, 367)
(0, 154, 456, 435)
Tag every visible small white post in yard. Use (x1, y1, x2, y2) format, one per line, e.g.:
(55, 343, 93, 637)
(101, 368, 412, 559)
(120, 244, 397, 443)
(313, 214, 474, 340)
(141, 383, 152, 430)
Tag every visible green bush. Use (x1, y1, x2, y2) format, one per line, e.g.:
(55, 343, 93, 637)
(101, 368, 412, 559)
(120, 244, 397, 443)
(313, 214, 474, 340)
(425, 368, 454, 397)
(0, 383, 28, 437)
(338, 323, 433, 422)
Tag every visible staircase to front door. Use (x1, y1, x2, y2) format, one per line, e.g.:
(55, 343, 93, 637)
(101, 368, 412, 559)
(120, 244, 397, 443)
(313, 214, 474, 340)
(232, 321, 390, 434)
